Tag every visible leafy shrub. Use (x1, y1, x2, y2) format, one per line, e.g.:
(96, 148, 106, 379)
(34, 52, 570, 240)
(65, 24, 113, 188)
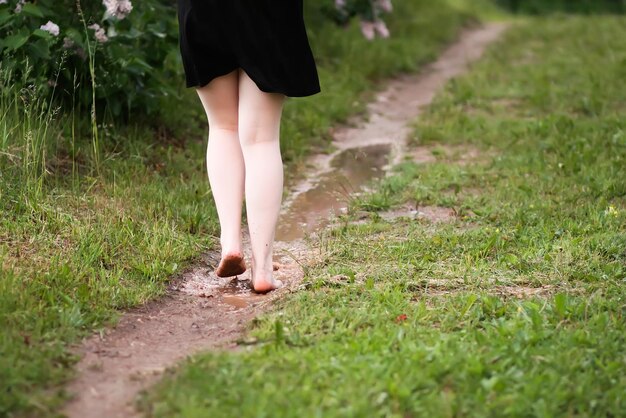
(495, 0, 625, 14)
(0, 0, 181, 119)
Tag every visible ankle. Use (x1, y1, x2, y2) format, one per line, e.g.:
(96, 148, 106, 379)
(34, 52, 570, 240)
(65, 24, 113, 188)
(220, 238, 243, 257)
(252, 262, 274, 278)
(222, 249, 243, 258)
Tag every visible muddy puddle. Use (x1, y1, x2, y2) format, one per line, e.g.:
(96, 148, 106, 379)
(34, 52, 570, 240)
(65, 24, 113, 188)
(277, 143, 392, 241)
(61, 23, 509, 418)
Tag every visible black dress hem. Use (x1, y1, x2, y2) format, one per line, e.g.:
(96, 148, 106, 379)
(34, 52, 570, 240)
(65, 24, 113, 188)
(185, 65, 321, 98)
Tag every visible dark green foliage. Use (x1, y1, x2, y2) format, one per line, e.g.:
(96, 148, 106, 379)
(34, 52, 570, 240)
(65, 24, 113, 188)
(0, 0, 181, 119)
(495, 0, 625, 14)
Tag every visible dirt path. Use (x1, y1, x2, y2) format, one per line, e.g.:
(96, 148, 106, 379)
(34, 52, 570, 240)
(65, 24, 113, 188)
(61, 22, 508, 418)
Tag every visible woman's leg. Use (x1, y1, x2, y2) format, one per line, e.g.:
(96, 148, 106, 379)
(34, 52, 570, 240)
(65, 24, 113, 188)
(238, 69, 285, 292)
(196, 70, 247, 276)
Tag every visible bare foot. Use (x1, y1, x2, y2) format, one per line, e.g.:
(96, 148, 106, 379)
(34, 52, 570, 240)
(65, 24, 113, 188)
(250, 268, 283, 294)
(215, 253, 247, 278)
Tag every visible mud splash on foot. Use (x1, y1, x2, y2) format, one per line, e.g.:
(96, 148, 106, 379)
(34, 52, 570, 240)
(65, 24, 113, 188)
(61, 23, 509, 418)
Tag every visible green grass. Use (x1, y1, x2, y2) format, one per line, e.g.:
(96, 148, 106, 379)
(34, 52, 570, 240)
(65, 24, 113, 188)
(0, 0, 484, 415)
(140, 16, 626, 417)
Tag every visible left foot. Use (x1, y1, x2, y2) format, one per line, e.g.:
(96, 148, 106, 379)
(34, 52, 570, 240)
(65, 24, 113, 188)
(215, 253, 247, 277)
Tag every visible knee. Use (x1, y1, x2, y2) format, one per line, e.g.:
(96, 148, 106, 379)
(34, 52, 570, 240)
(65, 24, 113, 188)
(238, 124, 279, 147)
(209, 122, 239, 135)
(205, 110, 238, 135)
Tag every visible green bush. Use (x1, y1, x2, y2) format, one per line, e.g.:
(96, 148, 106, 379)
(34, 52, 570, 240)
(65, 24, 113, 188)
(0, 0, 181, 119)
(495, 0, 625, 14)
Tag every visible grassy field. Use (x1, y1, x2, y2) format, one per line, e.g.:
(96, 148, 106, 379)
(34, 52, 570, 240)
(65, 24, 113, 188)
(140, 16, 626, 417)
(0, 0, 488, 415)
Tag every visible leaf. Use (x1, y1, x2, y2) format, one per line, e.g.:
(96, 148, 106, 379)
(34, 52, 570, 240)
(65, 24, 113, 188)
(27, 38, 50, 60)
(460, 294, 478, 317)
(554, 293, 567, 318)
(0, 9, 12, 27)
(503, 253, 519, 265)
(63, 28, 86, 49)
(274, 320, 285, 345)
(1, 32, 29, 51)
(32, 29, 53, 40)
(20, 3, 44, 18)
(125, 58, 153, 76)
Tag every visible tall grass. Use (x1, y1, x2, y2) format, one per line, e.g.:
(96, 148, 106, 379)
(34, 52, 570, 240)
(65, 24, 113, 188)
(0, 64, 60, 197)
(77, 0, 102, 175)
(1, 5, 105, 202)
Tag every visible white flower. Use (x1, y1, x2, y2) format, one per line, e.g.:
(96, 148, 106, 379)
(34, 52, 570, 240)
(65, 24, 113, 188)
(15, 0, 25, 13)
(0, 0, 8, 5)
(377, 0, 393, 13)
(360, 21, 376, 41)
(360, 19, 390, 40)
(88, 23, 109, 43)
(40, 20, 60, 37)
(102, 0, 133, 20)
(334, 0, 346, 9)
(374, 20, 390, 38)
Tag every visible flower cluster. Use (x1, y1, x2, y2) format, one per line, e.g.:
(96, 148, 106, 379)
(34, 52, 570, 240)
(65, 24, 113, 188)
(333, 0, 394, 40)
(40, 21, 60, 37)
(88, 1, 133, 44)
(103, 0, 133, 20)
(88, 23, 109, 44)
(9, 0, 25, 13)
(4, 0, 132, 44)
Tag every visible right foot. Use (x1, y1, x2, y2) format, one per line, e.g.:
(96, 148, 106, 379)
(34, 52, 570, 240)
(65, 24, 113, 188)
(250, 268, 282, 294)
(215, 253, 247, 277)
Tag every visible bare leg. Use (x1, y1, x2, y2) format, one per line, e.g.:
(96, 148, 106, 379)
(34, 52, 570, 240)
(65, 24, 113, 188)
(196, 70, 247, 277)
(238, 69, 285, 293)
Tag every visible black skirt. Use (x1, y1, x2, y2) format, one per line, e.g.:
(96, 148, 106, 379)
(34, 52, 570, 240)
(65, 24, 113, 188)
(177, 0, 321, 97)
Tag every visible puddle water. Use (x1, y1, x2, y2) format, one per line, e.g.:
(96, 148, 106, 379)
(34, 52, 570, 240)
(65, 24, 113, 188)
(276, 143, 391, 241)
(219, 277, 250, 293)
(216, 277, 267, 310)
(222, 295, 250, 309)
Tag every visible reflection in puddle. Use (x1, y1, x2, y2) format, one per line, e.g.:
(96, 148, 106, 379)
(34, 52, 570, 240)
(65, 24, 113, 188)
(217, 278, 263, 310)
(277, 144, 391, 241)
(220, 277, 250, 294)
(221, 295, 250, 309)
